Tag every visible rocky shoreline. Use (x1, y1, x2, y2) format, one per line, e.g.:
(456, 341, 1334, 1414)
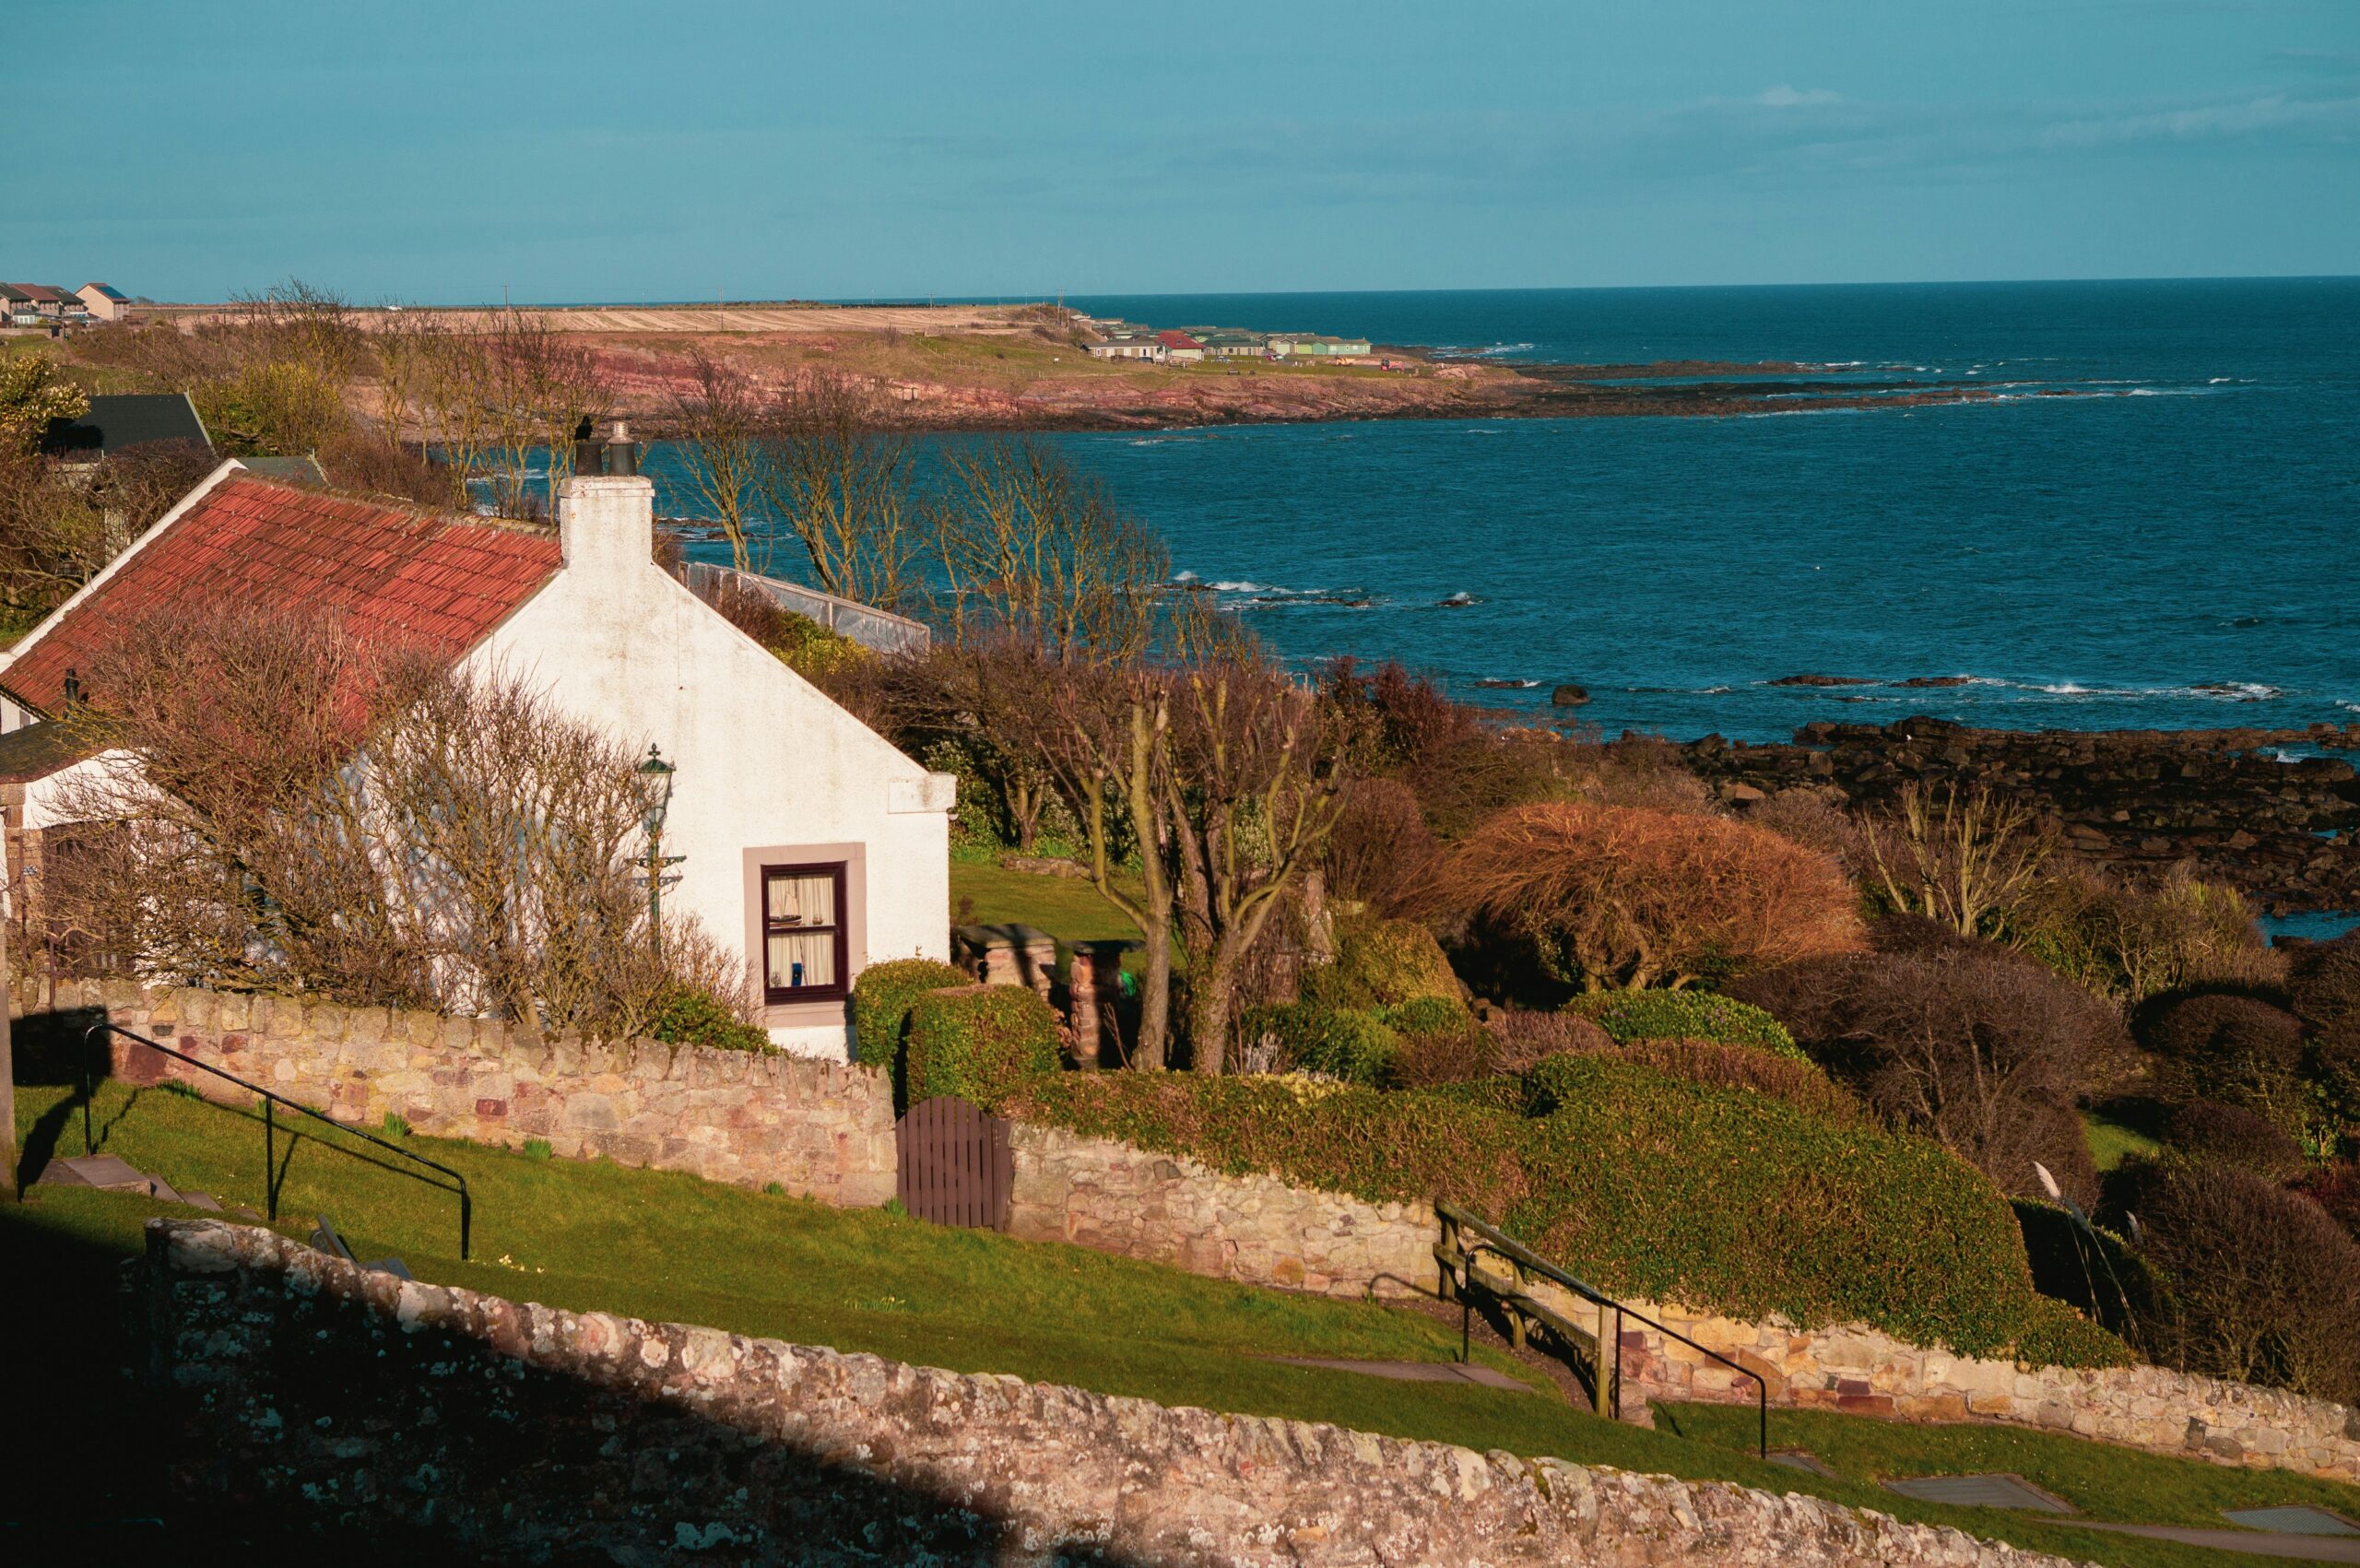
(1679, 716, 2360, 916)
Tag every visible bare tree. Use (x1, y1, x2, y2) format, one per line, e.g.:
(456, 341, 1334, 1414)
(484, 308, 612, 518)
(758, 370, 920, 605)
(46, 600, 749, 1038)
(1864, 782, 2048, 938)
(930, 437, 1195, 663)
(667, 348, 766, 572)
(1163, 659, 1348, 1072)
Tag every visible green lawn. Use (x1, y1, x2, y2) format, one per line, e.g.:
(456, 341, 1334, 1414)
(12, 1077, 2360, 1564)
(950, 857, 1153, 978)
(2085, 1111, 2164, 1173)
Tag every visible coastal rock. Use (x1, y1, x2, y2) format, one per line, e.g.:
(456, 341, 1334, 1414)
(1551, 683, 1590, 707)
(1682, 717, 2360, 914)
(1770, 674, 1875, 688)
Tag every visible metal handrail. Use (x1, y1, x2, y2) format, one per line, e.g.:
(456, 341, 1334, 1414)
(1436, 1200, 1766, 1459)
(82, 1021, 471, 1260)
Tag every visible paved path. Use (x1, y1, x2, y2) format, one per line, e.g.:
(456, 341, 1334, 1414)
(2063, 1521, 2360, 1563)
(1266, 1356, 1532, 1393)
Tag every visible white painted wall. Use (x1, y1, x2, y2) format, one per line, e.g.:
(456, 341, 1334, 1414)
(477, 476, 952, 1060)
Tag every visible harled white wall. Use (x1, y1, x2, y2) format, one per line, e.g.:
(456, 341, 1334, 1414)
(477, 476, 951, 1060)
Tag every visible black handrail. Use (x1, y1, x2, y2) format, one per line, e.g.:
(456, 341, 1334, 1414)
(1436, 1200, 1766, 1460)
(82, 1022, 471, 1260)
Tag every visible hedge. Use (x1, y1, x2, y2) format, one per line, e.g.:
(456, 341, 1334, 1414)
(999, 1057, 2127, 1368)
(1377, 995, 1473, 1035)
(647, 985, 771, 1053)
(903, 984, 1061, 1106)
(1245, 1001, 1398, 1084)
(1565, 990, 1804, 1061)
(851, 959, 972, 1071)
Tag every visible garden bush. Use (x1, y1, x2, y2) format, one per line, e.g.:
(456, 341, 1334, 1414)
(1244, 1001, 1398, 1084)
(1594, 1039, 1868, 1126)
(2164, 1101, 2307, 1183)
(1483, 1007, 1611, 1069)
(1565, 990, 1804, 1061)
(1377, 994, 1473, 1035)
(647, 985, 770, 1053)
(851, 959, 972, 1073)
(2291, 930, 2360, 1050)
(902, 984, 1061, 1106)
(2139, 992, 2308, 1128)
(1381, 1025, 1498, 1088)
(2117, 1156, 2360, 1404)
(1299, 914, 1461, 1011)
(1000, 1057, 2128, 1367)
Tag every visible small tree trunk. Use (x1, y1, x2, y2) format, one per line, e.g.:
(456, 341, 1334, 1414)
(1186, 936, 1233, 1076)
(1, 914, 16, 1199)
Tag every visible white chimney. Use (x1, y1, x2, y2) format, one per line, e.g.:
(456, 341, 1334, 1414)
(557, 473, 655, 581)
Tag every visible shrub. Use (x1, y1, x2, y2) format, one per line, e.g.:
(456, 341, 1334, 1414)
(1747, 789, 1870, 878)
(2296, 1161, 2360, 1242)
(2165, 1101, 2307, 1183)
(2139, 993, 2308, 1129)
(1377, 995, 1472, 1035)
(1566, 990, 1803, 1061)
(2291, 930, 2360, 1047)
(648, 984, 770, 1053)
(903, 984, 1061, 1106)
(1483, 1007, 1611, 1070)
(1244, 1001, 1398, 1084)
(1322, 776, 1437, 916)
(2119, 1156, 2360, 1404)
(1003, 1058, 2127, 1366)
(1382, 1026, 1498, 1089)
(1730, 946, 2124, 1206)
(1438, 801, 1863, 991)
(2012, 1199, 2159, 1344)
(851, 959, 972, 1070)
(1299, 914, 1460, 1011)
(2011, 865, 2283, 1005)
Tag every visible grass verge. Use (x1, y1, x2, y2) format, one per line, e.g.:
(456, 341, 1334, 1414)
(10, 1078, 2357, 1565)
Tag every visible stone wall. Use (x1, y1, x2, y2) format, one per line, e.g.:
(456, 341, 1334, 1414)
(1509, 1274, 2360, 1484)
(142, 1219, 2084, 1568)
(22, 979, 896, 1207)
(1006, 1125, 1435, 1299)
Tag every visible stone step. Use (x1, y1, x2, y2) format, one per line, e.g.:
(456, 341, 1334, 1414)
(35, 1154, 182, 1204)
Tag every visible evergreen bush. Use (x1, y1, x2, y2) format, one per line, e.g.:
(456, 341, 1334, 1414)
(1001, 1056, 2127, 1367)
(903, 984, 1061, 1106)
(648, 985, 771, 1053)
(1565, 989, 1804, 1061)
(1244, 1001, 1399, 1084)
(851, 959, 972, 1074)
(1300, 914, 1461, 1010)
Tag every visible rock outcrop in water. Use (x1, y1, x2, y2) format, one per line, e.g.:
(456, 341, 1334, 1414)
(1680, 717, 2360, 915)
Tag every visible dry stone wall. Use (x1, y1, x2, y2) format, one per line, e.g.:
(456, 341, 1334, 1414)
(1505, 1275, 2360, 1483)
(19, 979, 896, 1206)
(142, 1219, 2089, 1568)
(1006, 1125, 1435, 1299)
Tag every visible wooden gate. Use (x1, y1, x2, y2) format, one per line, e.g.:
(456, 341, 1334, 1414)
(895, 1096, 1013, 1230)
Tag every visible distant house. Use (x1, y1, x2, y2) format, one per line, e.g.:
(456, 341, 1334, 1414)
(1197, 329, 1270, 360)
(1155, 330, 1205, 364)
(76, 283, 131, 322)
(0, 284, 36, 326)
(41, 393, 214, 468)
(8, 284, 77, 321)
(0, 449, 954, 1060)
(1270, 335, 1373, 360)
(1085, 332, 1166, 362)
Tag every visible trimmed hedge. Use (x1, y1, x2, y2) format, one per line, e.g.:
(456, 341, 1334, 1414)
(1566, 990, 1804, 1061)
(903, 984, 1061, 1106)
(1245, 1002, 1399, 1084)
(851, 959, 972, 1069)
(1377, 995, 1473, 1034)
(999, 1056, 2127, 1368)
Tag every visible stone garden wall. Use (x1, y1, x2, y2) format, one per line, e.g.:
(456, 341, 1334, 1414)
(1006, 1125, 1435, 1299)
(140, 1218, 2083, 1568)
(18, 979, 897, 1207)
(1509, 1275, 2360, 1483)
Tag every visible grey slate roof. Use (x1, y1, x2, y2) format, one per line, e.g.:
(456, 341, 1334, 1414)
(41, 393, 213, 461)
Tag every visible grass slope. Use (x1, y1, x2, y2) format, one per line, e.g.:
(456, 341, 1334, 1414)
(10, 1078, 2358, 1566)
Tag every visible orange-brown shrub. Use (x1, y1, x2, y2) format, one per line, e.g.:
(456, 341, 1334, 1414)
(1483, 1007, 1611, 1070)
(1435, 801, 1865, 990)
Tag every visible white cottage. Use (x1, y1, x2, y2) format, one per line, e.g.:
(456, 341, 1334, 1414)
(0, 456, 953, 1060)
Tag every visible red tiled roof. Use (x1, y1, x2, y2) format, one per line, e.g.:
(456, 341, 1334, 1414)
(1156, 330, 1202, 348)
(3, 474, 563, 716)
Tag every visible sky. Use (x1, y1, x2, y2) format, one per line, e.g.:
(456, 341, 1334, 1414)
(6, 1, 2356, 302)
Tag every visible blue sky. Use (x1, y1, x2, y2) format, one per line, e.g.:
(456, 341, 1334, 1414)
(8, 1, 2355, 301)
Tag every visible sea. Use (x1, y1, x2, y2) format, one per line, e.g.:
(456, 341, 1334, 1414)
(655, 278, 2359, 749)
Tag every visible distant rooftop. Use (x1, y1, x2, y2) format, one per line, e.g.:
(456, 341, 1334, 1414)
(41, 394, 212, 462)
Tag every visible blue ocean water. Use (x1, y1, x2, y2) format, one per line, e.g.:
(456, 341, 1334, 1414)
(660, 278, 2360, 746)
